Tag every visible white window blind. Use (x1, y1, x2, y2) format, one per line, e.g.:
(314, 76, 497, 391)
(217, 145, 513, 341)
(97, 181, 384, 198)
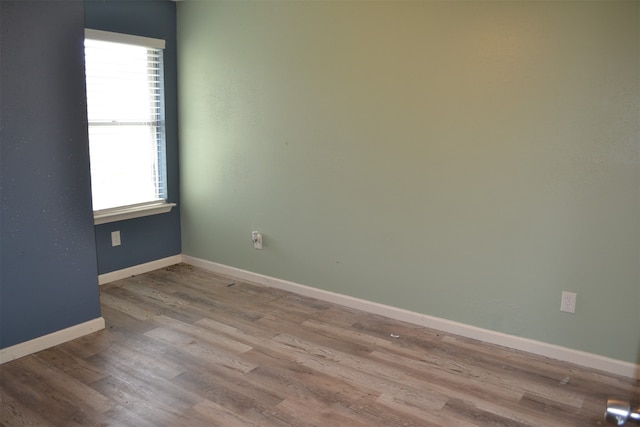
(84, 29, 168, 212)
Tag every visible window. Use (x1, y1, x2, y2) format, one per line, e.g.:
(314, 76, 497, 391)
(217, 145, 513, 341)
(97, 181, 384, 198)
(84, 29, 174, 224)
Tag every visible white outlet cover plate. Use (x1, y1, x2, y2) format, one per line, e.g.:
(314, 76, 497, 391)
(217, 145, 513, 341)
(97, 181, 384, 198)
(252, 231, 263, 249)
(111, 230, 121, 247)
(561, 291, 576, 313)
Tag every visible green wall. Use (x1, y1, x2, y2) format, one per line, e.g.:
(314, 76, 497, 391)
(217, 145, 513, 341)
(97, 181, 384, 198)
(177, 1, 640, 364)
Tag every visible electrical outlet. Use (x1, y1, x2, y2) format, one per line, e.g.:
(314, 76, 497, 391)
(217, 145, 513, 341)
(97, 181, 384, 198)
(560, 291, 576, 313)
(251, 231, 263, 250)
(111, 230, 121, 247)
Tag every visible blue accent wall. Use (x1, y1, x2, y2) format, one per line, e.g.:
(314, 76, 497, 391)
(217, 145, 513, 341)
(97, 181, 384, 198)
(0, 1, 102, 348)
(85, 0, 181, 274)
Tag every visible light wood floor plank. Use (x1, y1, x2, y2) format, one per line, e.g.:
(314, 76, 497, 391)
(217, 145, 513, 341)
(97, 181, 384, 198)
(1, 263, 638, 426)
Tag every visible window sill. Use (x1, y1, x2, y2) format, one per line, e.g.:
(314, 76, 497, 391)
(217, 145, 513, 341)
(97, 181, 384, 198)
(94, 201, 176, 225)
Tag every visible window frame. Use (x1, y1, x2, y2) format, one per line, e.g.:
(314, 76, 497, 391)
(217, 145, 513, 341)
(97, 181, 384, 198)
(84, 29, 175, 225)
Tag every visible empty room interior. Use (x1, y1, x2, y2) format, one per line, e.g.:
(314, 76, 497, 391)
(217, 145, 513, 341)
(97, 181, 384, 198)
(1, 0, 639, 425)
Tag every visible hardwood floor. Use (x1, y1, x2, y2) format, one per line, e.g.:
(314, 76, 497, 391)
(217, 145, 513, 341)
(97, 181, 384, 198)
(1, 263, 638, 426)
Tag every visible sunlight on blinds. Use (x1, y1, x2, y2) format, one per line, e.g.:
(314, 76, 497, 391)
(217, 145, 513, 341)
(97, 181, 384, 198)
(84, 36, 166, 211)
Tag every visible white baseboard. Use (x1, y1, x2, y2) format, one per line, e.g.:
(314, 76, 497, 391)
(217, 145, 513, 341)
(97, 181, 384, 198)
(0, 317, 105, 364)
(182, 255, 639, 379)
(98, 254, 183, 285)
